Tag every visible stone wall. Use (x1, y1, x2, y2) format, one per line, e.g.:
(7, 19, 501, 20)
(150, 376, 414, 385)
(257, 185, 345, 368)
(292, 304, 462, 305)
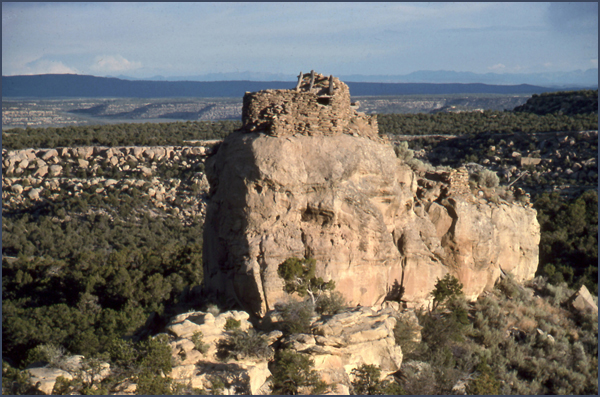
(241, 72, 379, 139)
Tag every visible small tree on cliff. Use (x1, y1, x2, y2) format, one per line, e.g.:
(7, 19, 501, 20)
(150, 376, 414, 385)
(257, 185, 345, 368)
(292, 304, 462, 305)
(277, 257, 335, 305)
(431, 273, 464, 312)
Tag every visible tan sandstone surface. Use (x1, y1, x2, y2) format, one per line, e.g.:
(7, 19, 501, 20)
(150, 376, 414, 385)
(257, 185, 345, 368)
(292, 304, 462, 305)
(203, 72, 540, 317)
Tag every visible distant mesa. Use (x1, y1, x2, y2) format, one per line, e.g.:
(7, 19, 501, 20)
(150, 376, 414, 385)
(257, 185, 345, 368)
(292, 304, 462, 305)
(1, 73, 580, 98)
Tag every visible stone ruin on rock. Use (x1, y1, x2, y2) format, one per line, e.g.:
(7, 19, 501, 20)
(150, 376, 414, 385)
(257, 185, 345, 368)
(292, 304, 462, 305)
(241, 70, 379, 139)
(203, 71, 541, 318)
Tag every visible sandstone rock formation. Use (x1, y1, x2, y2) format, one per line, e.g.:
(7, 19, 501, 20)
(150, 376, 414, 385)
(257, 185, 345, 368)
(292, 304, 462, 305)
(163, 305, 406, 395)
(164, 310, 272, 395)
(203, 73, 540, 316)
(282, 304, 404, 394)
(26, 355, 110, 395)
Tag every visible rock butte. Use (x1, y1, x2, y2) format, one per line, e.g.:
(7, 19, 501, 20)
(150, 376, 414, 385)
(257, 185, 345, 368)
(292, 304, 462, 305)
(203, 71, 540, 317)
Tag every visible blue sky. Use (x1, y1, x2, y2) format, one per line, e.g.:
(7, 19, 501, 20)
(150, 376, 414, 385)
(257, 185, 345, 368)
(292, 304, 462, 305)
(2, 2, 598, 79)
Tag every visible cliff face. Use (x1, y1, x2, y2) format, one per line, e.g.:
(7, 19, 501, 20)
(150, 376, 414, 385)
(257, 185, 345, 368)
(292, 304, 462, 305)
(203, 73, 540, 317)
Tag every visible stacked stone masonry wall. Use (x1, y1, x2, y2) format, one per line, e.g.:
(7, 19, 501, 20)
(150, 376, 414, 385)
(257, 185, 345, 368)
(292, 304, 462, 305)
(241, 72, 380, 139)
(447, 167, 472, 197)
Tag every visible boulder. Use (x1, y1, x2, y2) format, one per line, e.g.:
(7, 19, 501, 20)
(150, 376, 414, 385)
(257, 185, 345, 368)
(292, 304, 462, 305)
(434, 197, 539, 302)
(144, 148, 156, 160)
(26, 366, 74, 395)
(163, 305, 406, 395)
(49, 165, 63, 176)
(104, 179, 119, 188)
(203, 132, 539, 313)
(41, 149, 59, 161)
(309, 306, 403, 375)
(132, 147, 145, 159)
(204, 132, 409, 316)
(570, 285, 598, 315)
(11, 184, 24, 194)
(6, 151, 27, 167)
(27, 188, 42, 201)
(34, 166, 49, 178)
(73, 147, 94, 159)
(139, 166, 153, 177)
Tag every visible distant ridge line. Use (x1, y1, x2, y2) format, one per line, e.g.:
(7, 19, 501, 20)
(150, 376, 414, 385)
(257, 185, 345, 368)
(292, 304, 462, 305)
(2, 74, 589, 98)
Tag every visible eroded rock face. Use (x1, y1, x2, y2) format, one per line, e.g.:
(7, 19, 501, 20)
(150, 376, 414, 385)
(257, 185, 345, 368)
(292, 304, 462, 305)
(204, 132, 412, 316)
(203, 75, 540, 316)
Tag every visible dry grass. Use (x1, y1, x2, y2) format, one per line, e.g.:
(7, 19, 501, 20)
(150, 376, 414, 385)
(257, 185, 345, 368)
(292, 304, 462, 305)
(516, 316, 537, 332)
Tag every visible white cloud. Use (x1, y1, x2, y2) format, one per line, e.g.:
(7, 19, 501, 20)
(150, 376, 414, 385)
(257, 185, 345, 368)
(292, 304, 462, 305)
(487, 63, 506, 71)
(90, 55, 142, 73)
(22, 59, 79, 75)
(591, 59, 598, 68)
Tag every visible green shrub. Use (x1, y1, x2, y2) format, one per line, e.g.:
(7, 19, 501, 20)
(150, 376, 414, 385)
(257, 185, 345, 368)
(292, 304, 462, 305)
(216, 329, 273, 361)
(1, 361, 39, 395)
(476, 169, 499, 188)
(350, 364, 402, 395)
(190, 331, 210, 356)
(224, 318, 242, 331)
(351, 364, 383, 395)
(205, 304, 221, 316)
(24, 343, 68, 369)
(278, 301, 314, 335)
(394, 141, 414, 162)
(496, 274, 528, 301)
(208, 375, 226, 395)
(431, 274, 464, 312)
(269, 349, 329, 395)
(134, 335, 176, 395)
(393, 316, 421, 356)
(466, 359, 500, 395)
(315, 291, 347, 316)
(277, 257, 335, 305)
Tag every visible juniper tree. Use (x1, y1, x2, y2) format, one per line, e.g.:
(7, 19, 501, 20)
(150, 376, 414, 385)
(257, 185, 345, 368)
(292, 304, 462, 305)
(277, 257, 335, 305)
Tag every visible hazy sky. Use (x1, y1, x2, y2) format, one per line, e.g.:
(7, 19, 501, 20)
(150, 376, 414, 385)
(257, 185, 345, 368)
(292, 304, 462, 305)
(2, 2, 598, 79)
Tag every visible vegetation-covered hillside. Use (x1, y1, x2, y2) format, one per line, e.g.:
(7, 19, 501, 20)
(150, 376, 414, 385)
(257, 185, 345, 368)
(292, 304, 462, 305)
(2, 120, 240, 150)
(2, 89, 597, 394)
(514, 89, 598, 115)
(393, 275, 598, 395)
(377, 110, 597, 136)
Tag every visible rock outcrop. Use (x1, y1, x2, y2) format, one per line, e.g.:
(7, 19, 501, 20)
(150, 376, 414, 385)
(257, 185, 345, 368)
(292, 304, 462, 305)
(25, 355, 111, 395)
(282, 304, 404, 394)
(569, 285, 598, 315)
(163, 305, 406, 395)
(165, 310, 273, 395)
(203, 72, 540, 316)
